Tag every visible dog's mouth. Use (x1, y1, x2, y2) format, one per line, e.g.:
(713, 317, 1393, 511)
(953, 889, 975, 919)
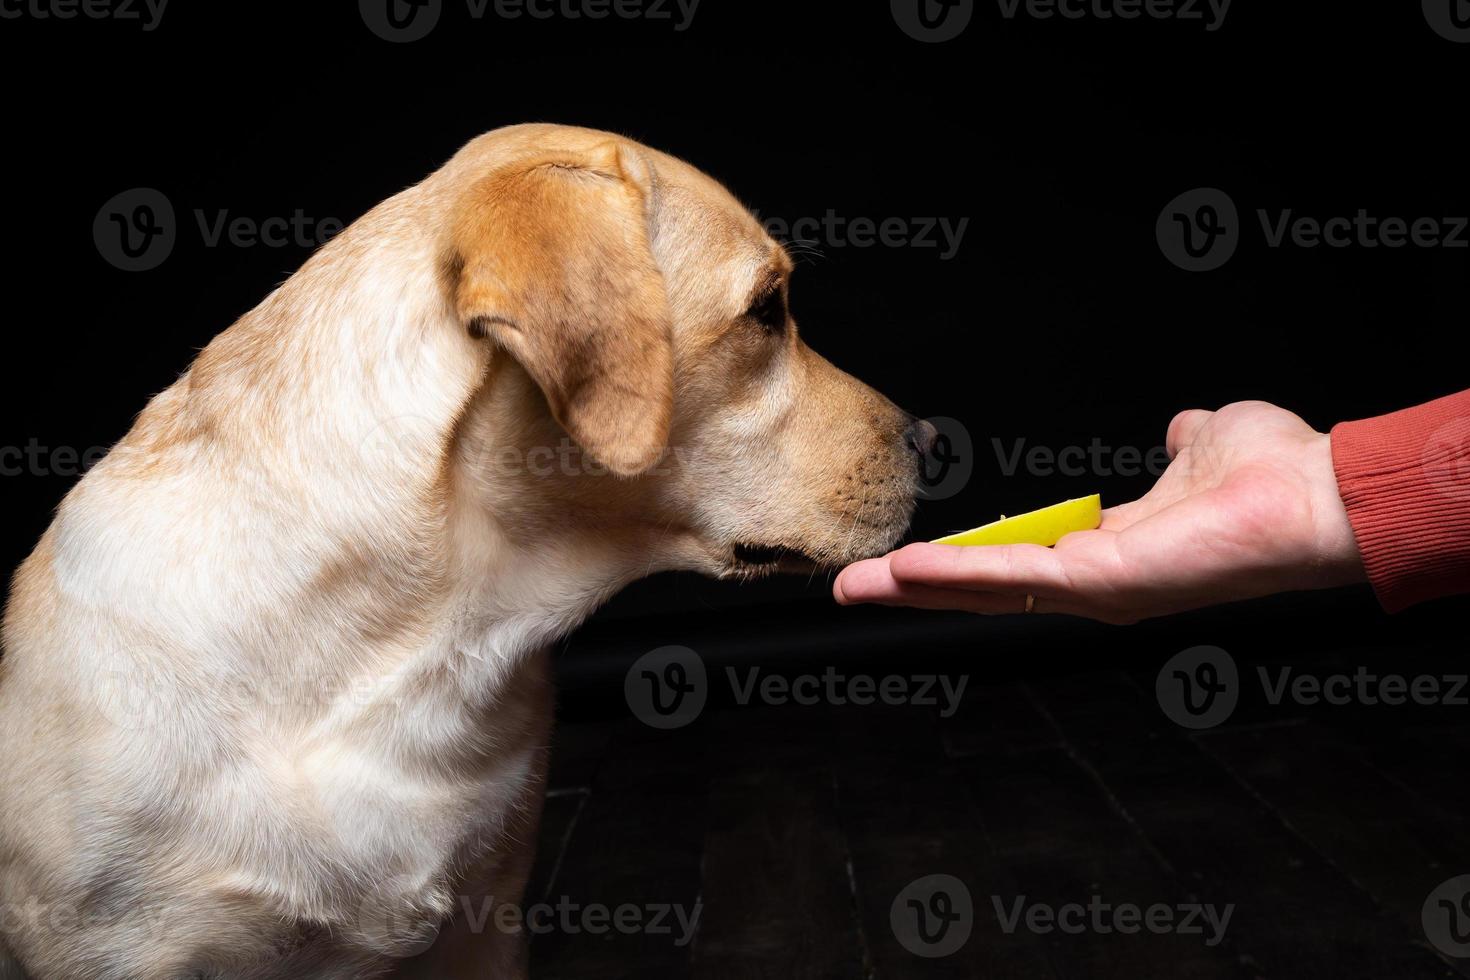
(730, 520, 911, 576)
(730, 541, 824, 575)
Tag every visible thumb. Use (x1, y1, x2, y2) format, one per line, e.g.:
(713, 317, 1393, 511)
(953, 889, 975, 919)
(1166, 408, 1214, 460)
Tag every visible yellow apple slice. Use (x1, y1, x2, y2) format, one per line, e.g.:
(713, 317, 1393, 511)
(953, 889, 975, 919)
(932, 494, 1102, 547)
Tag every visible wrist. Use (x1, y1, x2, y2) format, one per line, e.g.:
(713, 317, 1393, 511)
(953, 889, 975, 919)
(1307, 431, 1367, 587)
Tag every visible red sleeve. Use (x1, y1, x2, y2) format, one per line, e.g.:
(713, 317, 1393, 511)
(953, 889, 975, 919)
(1330, 389, 1470, 613)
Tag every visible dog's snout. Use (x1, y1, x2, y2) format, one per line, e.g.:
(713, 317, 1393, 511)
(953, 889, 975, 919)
(904, 418, 939, 458)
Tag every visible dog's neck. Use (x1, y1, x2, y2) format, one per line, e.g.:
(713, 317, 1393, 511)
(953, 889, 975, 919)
(56, 188, 645, 743)
(251, 200, 640, 686)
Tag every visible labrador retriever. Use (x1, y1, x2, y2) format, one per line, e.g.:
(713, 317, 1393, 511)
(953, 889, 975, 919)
(0, 124, 931, 979)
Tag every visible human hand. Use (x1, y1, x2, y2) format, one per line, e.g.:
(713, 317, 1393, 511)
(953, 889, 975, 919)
(834, 401, 1367, 624)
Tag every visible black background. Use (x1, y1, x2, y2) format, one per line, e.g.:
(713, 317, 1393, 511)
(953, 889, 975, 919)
(1, 0, 1465, 703)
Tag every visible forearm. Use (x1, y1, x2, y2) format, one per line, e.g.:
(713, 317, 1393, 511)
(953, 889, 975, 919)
(1331, 388, 1470, 612)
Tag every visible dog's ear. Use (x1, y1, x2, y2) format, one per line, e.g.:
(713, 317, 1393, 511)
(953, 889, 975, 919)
(451, 141, 673, 477)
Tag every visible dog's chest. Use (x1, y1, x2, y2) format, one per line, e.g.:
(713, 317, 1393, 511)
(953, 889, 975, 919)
(286, 643, 555, 948)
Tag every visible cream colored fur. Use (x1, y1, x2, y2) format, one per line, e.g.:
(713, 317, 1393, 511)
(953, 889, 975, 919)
(0, 124, 918, 979)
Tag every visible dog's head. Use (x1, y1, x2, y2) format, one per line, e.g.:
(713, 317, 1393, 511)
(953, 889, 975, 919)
(442, 125, 932, 579)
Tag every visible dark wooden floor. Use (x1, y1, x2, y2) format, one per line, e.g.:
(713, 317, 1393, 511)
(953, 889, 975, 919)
(523, 664, 1469, 979)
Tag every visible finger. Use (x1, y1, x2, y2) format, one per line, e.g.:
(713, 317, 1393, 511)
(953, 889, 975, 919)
(836, 556, 1036, 612)
(839, 578, 1119, 620)
(833, 555, 894, 605)
(885, 542, 1072, 596)
(836, 554, 1022, 609)
(1099, 502, 1140, 531)
(1166, 408, 1214, 460)
(844, 579, 1036, 615)
(1023, 595, 1135, 623)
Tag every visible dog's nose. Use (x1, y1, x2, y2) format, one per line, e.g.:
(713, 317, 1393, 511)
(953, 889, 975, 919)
(905, 418, 939, 457)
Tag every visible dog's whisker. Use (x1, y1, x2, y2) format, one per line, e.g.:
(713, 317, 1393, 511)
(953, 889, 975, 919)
(836, 476, 874, 568)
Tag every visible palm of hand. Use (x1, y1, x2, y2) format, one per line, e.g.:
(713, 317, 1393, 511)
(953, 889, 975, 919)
(1055, 402, 1357, 621)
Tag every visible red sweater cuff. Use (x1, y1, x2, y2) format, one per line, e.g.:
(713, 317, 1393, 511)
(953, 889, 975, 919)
(1330, 389, 1470, 613)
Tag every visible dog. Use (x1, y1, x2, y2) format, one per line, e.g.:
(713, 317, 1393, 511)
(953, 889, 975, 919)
(0, 123, 932, 979)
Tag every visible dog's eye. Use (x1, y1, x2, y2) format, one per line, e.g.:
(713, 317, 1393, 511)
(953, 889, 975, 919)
(746, 286, 788, 333)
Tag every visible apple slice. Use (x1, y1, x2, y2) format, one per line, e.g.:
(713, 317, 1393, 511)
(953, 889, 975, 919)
(932, 494, 1102, 548)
